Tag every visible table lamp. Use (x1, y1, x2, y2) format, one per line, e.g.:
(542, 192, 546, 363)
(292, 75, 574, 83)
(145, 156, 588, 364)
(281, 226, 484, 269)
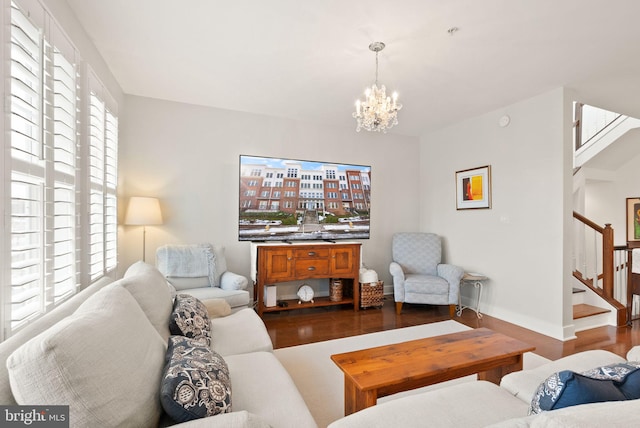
(124, 196, 163, 262)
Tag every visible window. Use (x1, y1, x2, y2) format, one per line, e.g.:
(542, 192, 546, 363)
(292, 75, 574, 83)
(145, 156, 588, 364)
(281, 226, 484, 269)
(286, 168, 298, 178)
(273, 191, 281, 198)
(250, 169, 262, 176)
(261, 191, 269, 197)
(326, 170, 336, 179)
(3, 0, 119, 338)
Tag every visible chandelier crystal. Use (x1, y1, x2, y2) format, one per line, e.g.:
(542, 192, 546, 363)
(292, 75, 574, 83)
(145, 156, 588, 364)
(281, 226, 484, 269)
(353, 42, 402, 133)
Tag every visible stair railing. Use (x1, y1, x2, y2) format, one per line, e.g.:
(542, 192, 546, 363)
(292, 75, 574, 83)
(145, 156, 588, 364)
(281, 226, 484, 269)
(573, 211, 627, 325)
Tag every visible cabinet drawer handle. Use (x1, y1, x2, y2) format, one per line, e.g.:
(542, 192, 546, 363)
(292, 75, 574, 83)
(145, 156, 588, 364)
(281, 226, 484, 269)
(307, 266, 316, 271)
(308, 251, 316, 256)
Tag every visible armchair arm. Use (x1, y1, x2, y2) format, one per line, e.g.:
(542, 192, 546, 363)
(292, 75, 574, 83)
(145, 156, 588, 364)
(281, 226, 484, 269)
(389, 262, 406, 302)
(219, 271, 249, 291)
(437, 264, 464, 305)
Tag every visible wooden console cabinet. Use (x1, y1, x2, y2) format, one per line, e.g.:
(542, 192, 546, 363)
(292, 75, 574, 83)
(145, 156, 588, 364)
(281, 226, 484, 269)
(255, 242, 361, 316)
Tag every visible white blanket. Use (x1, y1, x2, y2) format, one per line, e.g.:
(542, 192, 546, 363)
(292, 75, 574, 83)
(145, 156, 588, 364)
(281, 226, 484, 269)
(633, 248, 640, 274)
(156, 244, 214, 283)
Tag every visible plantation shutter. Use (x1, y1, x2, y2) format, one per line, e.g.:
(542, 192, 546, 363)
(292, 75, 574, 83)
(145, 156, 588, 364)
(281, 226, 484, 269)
(87, 76, 119, 281)
(9, 1, 46, 329)
(52, 45, 79, 302)
(104, 111, 118, 271)
(88, 93, 106, 281)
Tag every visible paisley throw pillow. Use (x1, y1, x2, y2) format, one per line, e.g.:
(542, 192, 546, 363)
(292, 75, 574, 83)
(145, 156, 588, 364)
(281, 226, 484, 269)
(169, 294, 212, 346)
(161, 335, 232, 422)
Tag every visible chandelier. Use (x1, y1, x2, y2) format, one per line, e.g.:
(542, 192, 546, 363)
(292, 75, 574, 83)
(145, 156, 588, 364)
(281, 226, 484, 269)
(353, 42, 402, 133)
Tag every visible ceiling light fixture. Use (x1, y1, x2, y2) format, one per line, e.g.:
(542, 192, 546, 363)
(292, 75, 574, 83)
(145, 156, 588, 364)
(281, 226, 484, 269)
(353, 42, 402, 133)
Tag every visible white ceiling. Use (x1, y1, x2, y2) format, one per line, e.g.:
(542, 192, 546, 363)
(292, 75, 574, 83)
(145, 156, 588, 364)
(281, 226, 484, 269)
(65, 0, 640, 137)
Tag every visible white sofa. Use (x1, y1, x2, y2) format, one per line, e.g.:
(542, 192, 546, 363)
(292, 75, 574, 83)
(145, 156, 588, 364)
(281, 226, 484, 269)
(0, 262, 317, 428)
(328, 347, 640, 427)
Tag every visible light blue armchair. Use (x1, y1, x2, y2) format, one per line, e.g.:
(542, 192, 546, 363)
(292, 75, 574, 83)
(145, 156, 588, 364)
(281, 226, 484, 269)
(389, 233, 464, 317)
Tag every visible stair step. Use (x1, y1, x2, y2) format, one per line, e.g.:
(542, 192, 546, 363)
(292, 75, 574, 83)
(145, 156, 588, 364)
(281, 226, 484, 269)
(573, 303, 610, 320)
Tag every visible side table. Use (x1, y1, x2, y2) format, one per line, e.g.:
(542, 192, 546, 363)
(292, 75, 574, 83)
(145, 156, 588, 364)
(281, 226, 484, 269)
(457, 273, 487, 318)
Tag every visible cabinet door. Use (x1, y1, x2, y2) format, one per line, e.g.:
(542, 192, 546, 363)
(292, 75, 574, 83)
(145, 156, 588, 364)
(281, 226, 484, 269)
(330, 247, 356, 276)
(263, 248, 294, 282)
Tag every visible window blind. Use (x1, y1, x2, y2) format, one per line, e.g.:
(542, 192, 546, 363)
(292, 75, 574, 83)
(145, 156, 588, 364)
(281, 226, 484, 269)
(5, 0, 118, 337)
(9, 1, 45, 329)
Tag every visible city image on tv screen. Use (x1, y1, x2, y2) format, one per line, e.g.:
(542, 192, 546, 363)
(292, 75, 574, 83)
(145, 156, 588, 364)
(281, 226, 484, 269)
(239, 155, 371, 241)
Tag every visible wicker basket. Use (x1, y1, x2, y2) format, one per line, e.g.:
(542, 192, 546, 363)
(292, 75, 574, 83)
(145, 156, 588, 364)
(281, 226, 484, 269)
(330, 279, 343, 302)
(360, 280, 384, 308)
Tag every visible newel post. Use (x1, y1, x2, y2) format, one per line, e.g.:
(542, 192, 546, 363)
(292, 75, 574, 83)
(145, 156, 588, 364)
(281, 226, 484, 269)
(602, 223, 614, 299)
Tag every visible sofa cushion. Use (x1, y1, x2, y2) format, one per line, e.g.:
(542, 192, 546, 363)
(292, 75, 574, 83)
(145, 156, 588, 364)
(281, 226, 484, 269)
(529, 362, 640, 414)
(161, 336, 232, 422)
(500, 349, 625, 404)
(327, 381, 528, 428)
(7, 286, 166, 428)
(170, 294, 212, 346)
(121, 260, 174, 340)
(210, 308, 273, 357)
(160, 410, 272, 428)
(224, 351, 317, 428)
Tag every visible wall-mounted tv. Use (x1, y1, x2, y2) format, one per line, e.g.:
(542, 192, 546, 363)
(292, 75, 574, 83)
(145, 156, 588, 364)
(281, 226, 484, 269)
(239, 155, 371, 242)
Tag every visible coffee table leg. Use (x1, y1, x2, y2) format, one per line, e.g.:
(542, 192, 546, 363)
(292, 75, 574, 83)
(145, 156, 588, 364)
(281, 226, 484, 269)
(478, 355, 525, 384)
(344, 377, 377, 415)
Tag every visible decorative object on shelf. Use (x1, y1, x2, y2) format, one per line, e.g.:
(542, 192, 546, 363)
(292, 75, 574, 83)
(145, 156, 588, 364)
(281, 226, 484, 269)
(124, 196, 163, 262)
(297, 284, 314, 304)
(626, 197, 640, 245)
(455, 165, 492, 210)
(330, 279, 343, 302)
(352, 41, 402, 133)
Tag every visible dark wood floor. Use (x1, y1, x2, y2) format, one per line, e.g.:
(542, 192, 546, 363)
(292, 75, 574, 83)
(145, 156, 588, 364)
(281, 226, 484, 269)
(261, 297, 640, 361)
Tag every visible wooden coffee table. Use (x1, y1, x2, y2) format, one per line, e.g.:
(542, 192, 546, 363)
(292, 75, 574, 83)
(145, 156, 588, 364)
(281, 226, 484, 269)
(331, 327, 535, 415)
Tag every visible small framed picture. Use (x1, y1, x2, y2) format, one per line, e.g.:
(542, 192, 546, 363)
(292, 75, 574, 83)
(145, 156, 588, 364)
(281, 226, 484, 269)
(626, 197, 640, 245)
(456, 165, 491, 210)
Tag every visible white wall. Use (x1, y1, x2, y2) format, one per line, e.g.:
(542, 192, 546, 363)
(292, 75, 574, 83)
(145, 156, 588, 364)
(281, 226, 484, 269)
(419, 88, 575, 340)
(118, 95, 420, 293)
(583, 152, 640, 246)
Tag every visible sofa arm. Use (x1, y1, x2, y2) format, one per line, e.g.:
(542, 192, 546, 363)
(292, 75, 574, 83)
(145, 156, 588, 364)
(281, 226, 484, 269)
(171, 411, 271, 428)
(220, 271, 248, 291)
(627, 345, 640, 362)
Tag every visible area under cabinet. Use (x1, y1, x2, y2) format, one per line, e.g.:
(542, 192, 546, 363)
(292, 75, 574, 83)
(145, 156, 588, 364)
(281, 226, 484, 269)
(253, 242, 361, 316)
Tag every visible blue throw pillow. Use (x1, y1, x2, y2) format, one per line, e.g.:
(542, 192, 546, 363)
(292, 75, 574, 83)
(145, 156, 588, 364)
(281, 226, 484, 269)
(529, 361, 640, 414)
(169, 294, 212, 346)
(160, 336, 232, 422)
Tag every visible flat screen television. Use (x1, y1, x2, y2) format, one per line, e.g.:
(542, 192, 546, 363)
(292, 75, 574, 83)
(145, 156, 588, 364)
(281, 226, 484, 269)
(239, 155, 371, 241)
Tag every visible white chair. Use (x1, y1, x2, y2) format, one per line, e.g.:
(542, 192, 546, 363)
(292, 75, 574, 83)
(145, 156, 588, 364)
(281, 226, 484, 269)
(156, 243, 250, 312)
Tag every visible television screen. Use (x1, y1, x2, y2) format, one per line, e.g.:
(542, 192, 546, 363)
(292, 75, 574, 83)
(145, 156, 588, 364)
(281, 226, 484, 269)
(239, 155, 371, 241)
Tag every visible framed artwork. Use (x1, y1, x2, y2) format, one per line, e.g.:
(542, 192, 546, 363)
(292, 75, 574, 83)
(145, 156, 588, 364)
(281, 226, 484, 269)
(626, 197, 640, 244)
(456, 165, 491, 210)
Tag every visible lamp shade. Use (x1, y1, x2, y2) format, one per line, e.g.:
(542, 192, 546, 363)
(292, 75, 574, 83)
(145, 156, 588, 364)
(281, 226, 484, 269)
(124, 197, 163, 225)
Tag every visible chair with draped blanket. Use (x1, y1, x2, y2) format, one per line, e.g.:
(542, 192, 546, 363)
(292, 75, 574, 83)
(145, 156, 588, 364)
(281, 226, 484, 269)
(156, 243, 250, 312)
(389, 233, 463, 317)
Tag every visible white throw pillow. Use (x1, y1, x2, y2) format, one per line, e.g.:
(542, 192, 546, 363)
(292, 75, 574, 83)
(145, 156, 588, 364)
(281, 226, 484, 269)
(7, 286, 166, 428)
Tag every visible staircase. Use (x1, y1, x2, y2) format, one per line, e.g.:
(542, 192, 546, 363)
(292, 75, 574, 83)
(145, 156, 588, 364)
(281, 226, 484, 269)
(572, 287, 613, 332)
(572, 103, 639, 328)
